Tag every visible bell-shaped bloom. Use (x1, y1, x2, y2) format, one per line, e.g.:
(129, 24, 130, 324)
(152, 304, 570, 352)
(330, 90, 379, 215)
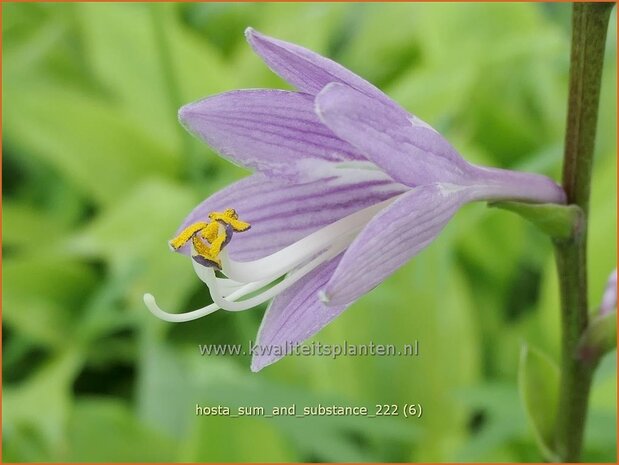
(599, 269, 617, 316)
(144, 29, 566, 371)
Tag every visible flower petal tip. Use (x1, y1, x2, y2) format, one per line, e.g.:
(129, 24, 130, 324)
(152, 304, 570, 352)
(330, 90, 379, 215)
(317, 289, 330, 304)
(250, 356, 275, 373)
(314, 82, 343, 120)
(249, 360, 263, 373)
(318, 81, 348, 94)
(245, 26, 267, 48)
(177, 103, 196, 127)
(318, 287, 347, 307)
(244, 26, 256, 40)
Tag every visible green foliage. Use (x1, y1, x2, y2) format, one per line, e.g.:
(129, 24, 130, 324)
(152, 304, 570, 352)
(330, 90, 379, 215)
(518, 344, 560, 461)
(2, 3, 616, 462)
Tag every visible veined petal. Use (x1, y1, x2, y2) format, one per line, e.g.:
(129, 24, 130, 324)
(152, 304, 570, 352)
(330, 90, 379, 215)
(245, 28, 394, 106)
(251, 255, 347, 372)
(179, 90, 366, 180)
(316, 83, 475, 187)
(176, 173, 407, 261)
(322, 183, 468, 306)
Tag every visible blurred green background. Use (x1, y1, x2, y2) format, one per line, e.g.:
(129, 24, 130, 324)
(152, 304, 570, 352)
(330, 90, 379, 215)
(2, 2, 616, 462)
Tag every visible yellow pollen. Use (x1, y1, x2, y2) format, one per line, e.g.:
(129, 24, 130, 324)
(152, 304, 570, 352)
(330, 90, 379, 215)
(192, 235, 222, 268)
(209, 208, 251, 232)
(169, 222, 208, 250)
(168, 208, 251, 269)
(200, 221, 220, 244)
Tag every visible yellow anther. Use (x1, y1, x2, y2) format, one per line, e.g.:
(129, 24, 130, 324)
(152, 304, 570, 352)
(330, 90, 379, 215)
(209, 208, 251, 232)
(169, 222, 209, 250)
(225, 208, 239, 219)
(200, 221, 220, 243)
(192, 235, 222, 268)
(169, 208, 250, 269)
(191, 234, 211, 257)
(205, 226, 229, 258)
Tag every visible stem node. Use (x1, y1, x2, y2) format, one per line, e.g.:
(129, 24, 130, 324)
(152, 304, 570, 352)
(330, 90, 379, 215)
(553, 3, 613, 461)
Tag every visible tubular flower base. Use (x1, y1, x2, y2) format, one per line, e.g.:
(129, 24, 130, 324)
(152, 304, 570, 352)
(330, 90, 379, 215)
(144, 28, 566, 371)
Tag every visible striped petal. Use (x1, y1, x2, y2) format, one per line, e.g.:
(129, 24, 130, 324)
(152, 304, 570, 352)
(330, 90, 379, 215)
(251, 255, 347, 372)
(322, 183, 469, 306)
(316, 83, 475, 187)
(179, 90, 366, 180)
(176, 173, 407, 261)
(245, 28, 395, 107)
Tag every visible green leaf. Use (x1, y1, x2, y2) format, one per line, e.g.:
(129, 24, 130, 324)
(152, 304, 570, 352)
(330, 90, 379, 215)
(489, 201, 584, 240)
(3, 257, 98, 347)
(77, 3, 232, 150)
(184, 359, 416, 462)
(3, 84, 178, 205)
(3, 350, 83, 461)
(518, 344, 561, 461)
(454, 383, 528, 461)
(76, 3, 177, 149)
(63, 398, 178, 462)
(2, 202, 67, 249)
(181, 415, 294, 462)
(136, 339, 197, 439)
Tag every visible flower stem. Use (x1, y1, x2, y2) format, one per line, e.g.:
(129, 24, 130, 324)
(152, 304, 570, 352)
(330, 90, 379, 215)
(553, 3, 613, 461)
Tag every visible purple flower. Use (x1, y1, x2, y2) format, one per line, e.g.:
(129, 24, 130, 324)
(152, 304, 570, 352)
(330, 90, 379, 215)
(599, 269, 617, 316)
(144, 29, 566, 371)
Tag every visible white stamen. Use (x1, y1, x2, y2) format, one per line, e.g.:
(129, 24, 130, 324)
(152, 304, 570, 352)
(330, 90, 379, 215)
(220, 197, 397, 283)
(143, 293, 220, 322)
(193, 260, 274, 301)
(143, 243, 341, 320)
(215, 277, 250, 297)
(145, 194, 403, 323)
(199, 234, 351, 312)
(143, 278, 261, 323)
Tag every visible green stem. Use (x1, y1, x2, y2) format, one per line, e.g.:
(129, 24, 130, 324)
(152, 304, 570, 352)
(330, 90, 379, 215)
(553, 3, 613, 461)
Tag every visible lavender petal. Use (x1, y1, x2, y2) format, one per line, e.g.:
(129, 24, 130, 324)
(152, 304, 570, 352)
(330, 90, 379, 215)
(251, 255, 347, 372)
(179, 89, 366, 180)
(469, 165, 566, 205)
(322, 183, 468, 306)
(316, 83, 475, 187)
(176, 173, 407, 261)
(245, 28, 395, 107)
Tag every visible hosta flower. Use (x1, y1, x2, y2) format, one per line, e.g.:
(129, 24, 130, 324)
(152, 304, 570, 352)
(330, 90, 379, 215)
(599, 269, 617, 316)
(145, 29, 566, 371)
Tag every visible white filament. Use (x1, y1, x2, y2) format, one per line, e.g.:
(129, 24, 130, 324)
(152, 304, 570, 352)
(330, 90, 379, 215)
(197, 234, 352, 312)
(144, 195, 401, 323)
(143, 278, 265, 323)
(219, 197, 394, 283)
